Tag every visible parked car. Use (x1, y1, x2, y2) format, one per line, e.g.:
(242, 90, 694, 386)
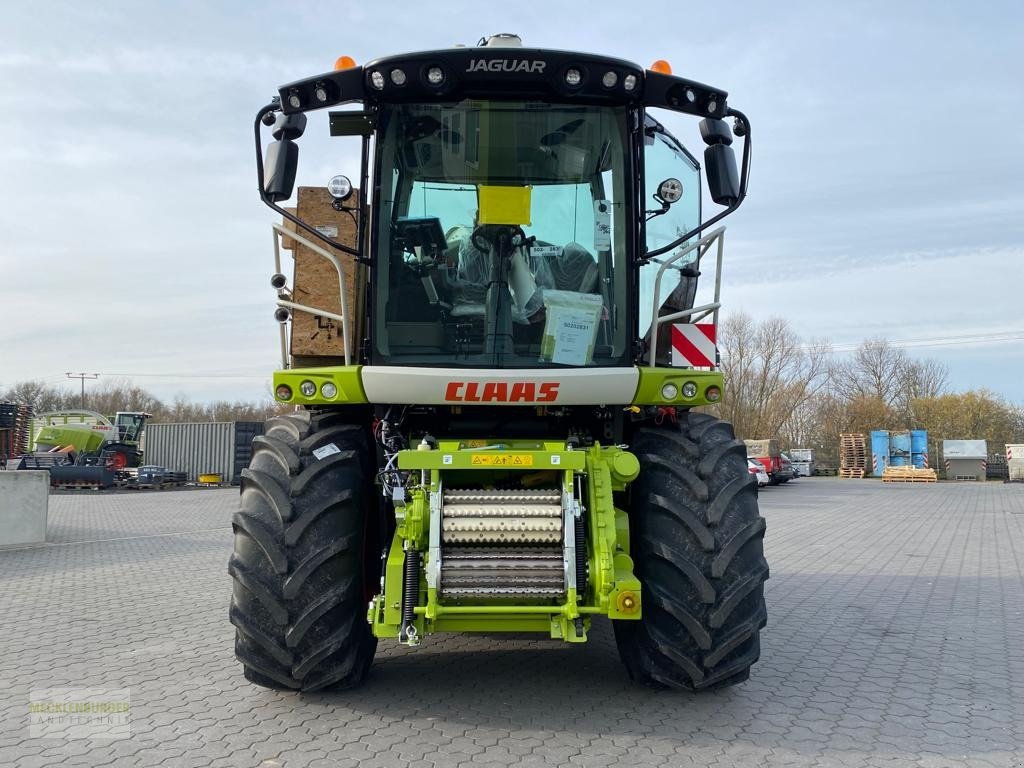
(747, 459, 770, 487)
(780, 453, 798, 482)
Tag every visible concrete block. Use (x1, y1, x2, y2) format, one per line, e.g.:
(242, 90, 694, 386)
(0, 470, 48, 546)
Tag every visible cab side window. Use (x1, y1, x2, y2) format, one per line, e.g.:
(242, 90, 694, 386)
(638, 120, 700, 335)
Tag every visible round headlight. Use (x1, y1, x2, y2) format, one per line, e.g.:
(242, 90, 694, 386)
(313, 82, 328, 103)
(707, 96, 719, 113)
(300, 380, 317, 397)
(328, 174, 353, 200)
(657, 178, 683, 204)
(321, 382, 338, 399)
(602, 71, 617, 88)
(623, 74, 638, 91)
(275, 384, 293, 401)
(565, 68, 582, 86)
(390, 68, 407, 86)
(682, 382, 698, 398)
(684, 88, 696, 103)
(287, 91, 301, 109)
(661, 383, 678, 400)
(426, 66, 445, 85)
(370, 70, 385, 90)
(706, 385, 722, 403)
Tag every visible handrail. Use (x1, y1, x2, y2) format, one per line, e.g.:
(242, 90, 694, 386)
(647, 226, 725, 368)
(271, 223, 352, 367)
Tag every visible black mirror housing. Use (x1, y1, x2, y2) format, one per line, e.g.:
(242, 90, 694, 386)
(264, 139, 299, 202)
(699, 117, 733, 146)
(271, 111, 307, 141)
(704, 143, 740, 206)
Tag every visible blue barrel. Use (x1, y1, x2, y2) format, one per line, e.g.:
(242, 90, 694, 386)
(871, 430, 890, 476)
(890, 431, 911, 457)
(890, 454, 908, 467)
(911, 429, 928, 468)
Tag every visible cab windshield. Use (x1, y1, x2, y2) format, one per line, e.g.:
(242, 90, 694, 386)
(374, 100, 630, 368)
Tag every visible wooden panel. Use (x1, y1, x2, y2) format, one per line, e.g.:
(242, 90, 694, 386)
(280, 207, 298, 250)
(289, 186, 363, 361)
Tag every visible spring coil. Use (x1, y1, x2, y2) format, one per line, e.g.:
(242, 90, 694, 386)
(399, 548, 421, 641)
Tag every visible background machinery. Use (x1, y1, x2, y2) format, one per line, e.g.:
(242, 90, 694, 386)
(16, 410, 150, 487)
(230, 34, 768, 692)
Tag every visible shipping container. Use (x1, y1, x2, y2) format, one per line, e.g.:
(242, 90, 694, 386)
(142, 421, 270, 483)
(232, 421, 266, 485)
(143, 422, 236, 482)
(870, 430, 890, 477)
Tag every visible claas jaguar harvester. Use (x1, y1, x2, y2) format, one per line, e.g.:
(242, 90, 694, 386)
(231, 33, 768, 692)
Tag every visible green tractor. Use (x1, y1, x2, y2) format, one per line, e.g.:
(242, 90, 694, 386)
(231, 34, 767, 692)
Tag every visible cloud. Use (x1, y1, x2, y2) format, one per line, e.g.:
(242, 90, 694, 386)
(1, 0, 1021, 405)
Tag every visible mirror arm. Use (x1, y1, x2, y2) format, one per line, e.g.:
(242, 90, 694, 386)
(637, 107, 752, 265)
(253, 103, 370, 265)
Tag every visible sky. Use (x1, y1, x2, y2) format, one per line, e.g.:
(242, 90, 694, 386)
(1, 1, 1022, 403)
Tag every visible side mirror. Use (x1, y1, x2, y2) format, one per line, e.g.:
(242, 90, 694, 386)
(263, 139, 298, 202)
(263, 111, 307, 202)
(700, 118, 739, 206)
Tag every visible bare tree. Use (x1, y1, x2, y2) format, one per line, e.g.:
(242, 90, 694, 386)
(717, 311, 831, 439)
(0, 380, 74, 412)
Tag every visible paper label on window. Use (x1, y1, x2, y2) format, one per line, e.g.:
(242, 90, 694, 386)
(315, 225, 338, 237)
(593, 200, 611, 250)
(551, 310, 597, 365)
(312, 443, 341, 460)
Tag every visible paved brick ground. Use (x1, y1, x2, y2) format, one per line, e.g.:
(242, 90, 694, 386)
(1, 479, 1023, 767)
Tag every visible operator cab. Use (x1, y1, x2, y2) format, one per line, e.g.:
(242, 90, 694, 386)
(257, 35, 748, 373)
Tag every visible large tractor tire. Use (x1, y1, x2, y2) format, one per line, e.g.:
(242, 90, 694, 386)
(614, 412, 768, 690)
(228, 409, 378, 691)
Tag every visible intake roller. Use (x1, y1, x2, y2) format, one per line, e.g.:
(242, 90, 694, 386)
(438, 489, 567, 600)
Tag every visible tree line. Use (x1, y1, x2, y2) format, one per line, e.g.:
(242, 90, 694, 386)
(712, 312, 1024, 466)
(0, 379, 286, 424)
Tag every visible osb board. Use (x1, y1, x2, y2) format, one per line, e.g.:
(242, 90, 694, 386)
(290, 186, 363, 360)
(280, 207, 297, 250)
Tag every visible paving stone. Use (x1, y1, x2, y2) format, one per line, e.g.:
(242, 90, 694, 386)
(1, 481, 1023, 767)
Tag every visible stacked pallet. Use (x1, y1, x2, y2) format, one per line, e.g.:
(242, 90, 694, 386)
(839, 433, 867, 479)
(0, 403, 33, 457)
(882, 466, 938, 483)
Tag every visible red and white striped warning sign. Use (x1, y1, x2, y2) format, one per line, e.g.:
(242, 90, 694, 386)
(671, 324, 717, 368)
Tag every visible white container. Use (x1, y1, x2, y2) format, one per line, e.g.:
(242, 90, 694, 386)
(789, 448, 813, 462)
(1007, 444, 1024, 480)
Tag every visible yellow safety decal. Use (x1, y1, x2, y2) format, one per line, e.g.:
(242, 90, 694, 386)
(478, 185, 532, 225)
(470, 454, 535, 467)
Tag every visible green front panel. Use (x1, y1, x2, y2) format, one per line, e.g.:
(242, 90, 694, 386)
(632, 367, 724, 407)
(371, 440, 643, 644)
(272, 365, 367, 405)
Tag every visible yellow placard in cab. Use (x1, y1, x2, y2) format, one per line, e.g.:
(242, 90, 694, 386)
(478, 185, 532, 225)
(469, 454, 534, 467)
